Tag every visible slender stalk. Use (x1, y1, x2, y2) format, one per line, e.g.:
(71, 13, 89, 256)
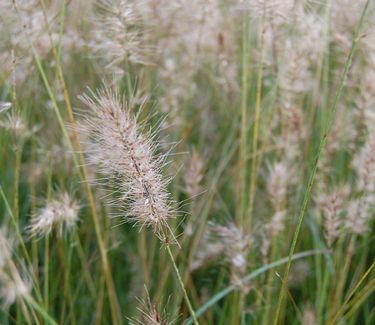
(44, 234, 50, 312)
(272, 2, 370, 323)
(332, 236, 356, 306)
(186, 250, 321, 325)
(318, 264, 331, 325)
(25, 295, 58, 325)
(74, 232, 97, 299)
(27, 2, 123, 323)
(19, 300, 32, 325)
(60, 238, 76, 325)
(13, 144, 22, 225)
(337, 278, 375, 322)
(165, 244, 199, 325)
(44, 166, 52, 313)
(329, 260, 375, 324)
(238, 8, 250, 226)
(247, 5, 265, 233)
(0, 185, 43, 303)
(261, 237, 279, 325)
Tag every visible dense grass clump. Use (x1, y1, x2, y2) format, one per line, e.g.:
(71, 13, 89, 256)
(0, 1, 374, 324)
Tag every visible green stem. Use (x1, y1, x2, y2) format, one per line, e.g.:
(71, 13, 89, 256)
(272, 2, 370, 323)
(247, 7, 265, 233)
(318, 265, 330, 325)
(44, 234, 50, 312)
(25, 295, 58, 325)
(166, 245, 199, 325)
(238, 8, 250, 226)
(186, 250, 322, 325)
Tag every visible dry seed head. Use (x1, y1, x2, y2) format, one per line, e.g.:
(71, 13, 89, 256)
(357, 66, 375, 117)
(302, 305, 317, 325)
(154, 0, 238, 115)
(129, 287, 173, 325)
(0, 113, 29, 138)
(346, 197, 372, 235)
(316, 185, 350, 246)
(274, 104, 307, 163)
(319, 112, 357, 177)
(0, 228, 13, 269)
(78, 86, 175, 242)
(259, 227, 271, 263)
(26, 192, 80, 238)
(190, 233, 225, 272)
(90, 0, 151, 69)
(266, 161, 289, 209)
(265, 210, 286, 237)
(210, 223, 250, 292)
(353, 130, 375, 193)
(1, 1, 71, 85)
(184, 149, 204, 199)
(0, 270, 31, 308)
(246, 0, 294, 26)
(0, 102, 11, 114)
(0, 229, 31, 308)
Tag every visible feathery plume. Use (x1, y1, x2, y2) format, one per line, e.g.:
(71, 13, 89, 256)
(1, 0, 83, 85)
(346, 197, 372, 235)
(78, 86, 175, 242)
(129, 287, 174, 325)
(0, 228, 31, 308)
(302, 304, 317, 325)
(26, 192, 80, 238)
(190, 236, 224, 272)
(0, 228, 13, 269)
(266, 161, 290, 210)
(184, 149, 204, 200)
(0, 113, 35, 139)
(0, 102, 11, 114)
(90, 0, 151, 69)
(210, 223, 250, 292)
(316, 185, 350, 246)
(265, 210, 286, 238)
(353, 130, 375, 193)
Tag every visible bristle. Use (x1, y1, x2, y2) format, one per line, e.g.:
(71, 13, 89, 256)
(184, 149, 204, 200)
(78, 86, 175, 242)
(210, 223, 251, 293)
(316, 186, 350, 246)
(0, 229, 31, 308)
(26, 192, 80, 238)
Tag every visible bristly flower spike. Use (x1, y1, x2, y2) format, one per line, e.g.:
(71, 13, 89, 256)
(26, 192, 80, 238)
(78, 86, 176, 243)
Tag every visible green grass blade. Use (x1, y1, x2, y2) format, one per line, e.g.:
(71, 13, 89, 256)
(186, 250, 322, 324)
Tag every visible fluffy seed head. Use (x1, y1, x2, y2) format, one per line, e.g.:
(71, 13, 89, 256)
(316, 186, 350, 246)
(90, 0, 151, 70)
(266, 161, 290, 209)
(302, 305, 317, 325)
(184, 149, 204, 199)
(0, 228, 13, 269)
(78, 86, 175, 242)
(0, 270, 31, 308)
(0, 102, 11, 114)
(346, 198, 372, 235)
(26, 192, 80, 238)
(353, 130, 375, 193)
(189, 240, 224, 272)
(129, 287, 173, 325)
(0, 229, 31, 308)
(210, 223, 250, 292)
(265, 210, 286, 237)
